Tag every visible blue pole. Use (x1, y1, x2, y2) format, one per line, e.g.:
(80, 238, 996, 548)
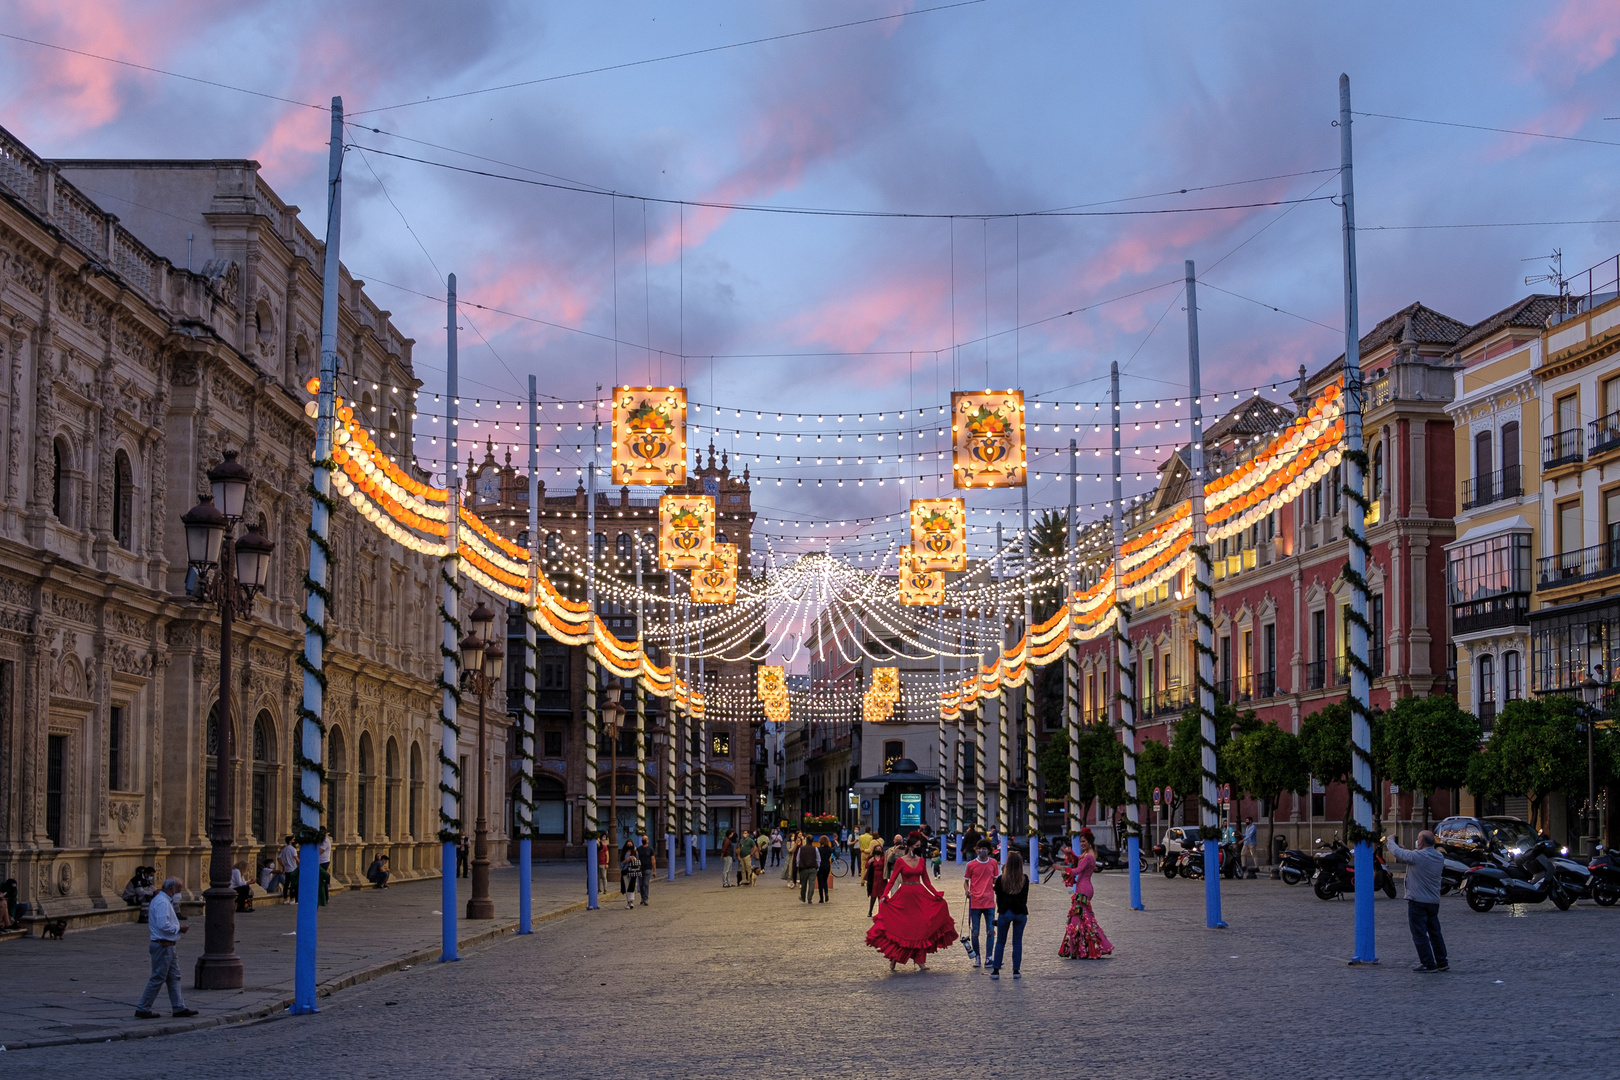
(667, 833, 675, 883)
(1128, 835, 1143, 910)
(293, 842, 319, 1008)
(700, 832, 707, 871)
(955, 834, 963, 864)
(440, 841, 458, 961)
(586, 838, 599, 910)
(1029, 836, 1038, 883)
(518, 839, 532, 935)
(1204, 838, 1225, 928)
(685, 834, 693, 876)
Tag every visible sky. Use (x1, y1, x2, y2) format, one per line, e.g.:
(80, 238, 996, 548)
(5, 0, 1620, 562)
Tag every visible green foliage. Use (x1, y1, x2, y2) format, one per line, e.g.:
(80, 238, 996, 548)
(1380, 693, 1481, 799)
(1137, 737, 1179, 818)
(1174, 701, 1261, 791)
(1039, 723, 1130, 819)
(1039, 726, 1072, 807)
(1298, 700, 1354, 785)
(1467, 695, 1586, 831)
(1030, 509, 1070, 624)
(1227, 722, 1310, 808)
(1033, 662, 1064, 735)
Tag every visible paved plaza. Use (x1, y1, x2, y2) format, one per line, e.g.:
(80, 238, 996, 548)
(7, 858, 1617, 1078)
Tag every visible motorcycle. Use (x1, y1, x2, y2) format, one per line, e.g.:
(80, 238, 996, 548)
(1462, 838, 1575, 912)
(1439, 854, 1475, 896)
(1588, 847, 1620, 907)
(1220, 838, 1245, 880)
(1312, 840, 1396, 900)
(1278, 846, 1316, 886)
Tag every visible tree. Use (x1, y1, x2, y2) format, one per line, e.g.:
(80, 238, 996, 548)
(1038, 726, 1078, 816)
(1170, 702, 1261, 826)
(1380, 694, 1481, 828)
(1137, 737, 1180, 828)
(1226, 723, 1309, 863)
(1039, 724, 1130, 836)
(1029, 509, 1069, 624)
(1467, 696, 1586, 832)
(1299, 700, 1354, 832)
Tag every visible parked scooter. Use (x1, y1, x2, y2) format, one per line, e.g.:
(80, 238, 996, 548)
(1278, 846, 1316, 886)
(1312, 839, 1396, 900)
(1588, 847, 1620, 907)
(1462, 838, 1575, 912)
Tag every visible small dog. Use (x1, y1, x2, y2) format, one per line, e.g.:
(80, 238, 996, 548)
(41, 919, 67, 940)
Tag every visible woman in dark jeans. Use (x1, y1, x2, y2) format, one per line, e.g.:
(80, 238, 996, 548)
(816, 837, 833, 903)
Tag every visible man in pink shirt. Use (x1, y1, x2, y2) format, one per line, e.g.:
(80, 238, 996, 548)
(962, 839, 1000, 969)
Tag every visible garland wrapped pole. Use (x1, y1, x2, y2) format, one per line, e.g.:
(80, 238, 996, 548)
(293, 96, 343, 1012)
(666, 567, 677, 882)
(1341, 73, 1378, 965)
(1113, 361, 1144, 911)
(1023, 484, 1039, 875)
(518, 375, 539, 934)
(995, 526, 1010, 867)
(437, 274, 464, 960)
(1067, 439, 1082, 850)
(697, 621, 708, 871)
(956, 600, 967, 861)
(975, 606, 988, 843)
(682, 609, 693, 876)
(634, 534, 647, 842)
(937, 616, 949, 842)
(584, 401, 599, 911)
(1186, 259, 1227, 930)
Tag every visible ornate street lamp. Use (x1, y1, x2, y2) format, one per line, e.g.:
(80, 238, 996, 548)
(603, 684, 627, 866)
(463, 602, 502, 919)
(182, 450, 274, 991)
(1579, 667, 1607, 857)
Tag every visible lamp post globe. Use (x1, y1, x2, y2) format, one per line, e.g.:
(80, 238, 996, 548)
(181, 496, 227, 568)
(207, 448, 252, 521)
(234, 528, 276, 592)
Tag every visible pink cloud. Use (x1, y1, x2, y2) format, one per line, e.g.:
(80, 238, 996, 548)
(1534, 0, 1620, 81)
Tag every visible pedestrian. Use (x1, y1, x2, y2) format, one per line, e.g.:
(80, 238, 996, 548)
(597, 834, 610, 885)
(796, 835, 820, 903)
(720, 829, 736, 888)
(864, 839, 886, 916)
(636, 834, 654, 906)
(366, 853, 390, 889)
(317, 829, 333, 905)
(1384, 830, 1448, 973)
(963, 823, 983, 861)
(230, 861, 254, 912)
(456, 835, 470, 878)
(865, 832, 958, 972)
(989, 850, 1030, 980)
(770, 827, 784, 866)
(816, 836, 833, 903)
(133, 877, 198, 1020)
(278, 836, 298, 903)
(738, 830, 756, 886)
(1241, 816, 1259, 879)
(1059, 828, 1114, 959)
(962, 839, 999, 968)
(622, 849, 642, 908)
(858, 825, 874, 876)
(619, 837, 636, 894)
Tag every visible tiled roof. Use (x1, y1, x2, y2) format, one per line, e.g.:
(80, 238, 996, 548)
(1449, 294, 1561, 355)
(1307, 301, 1469, 386)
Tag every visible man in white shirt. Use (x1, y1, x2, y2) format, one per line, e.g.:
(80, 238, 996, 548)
(278, 836, 299, 904)
(317, 831, 333, 905)
(134, 878, 197, 1019)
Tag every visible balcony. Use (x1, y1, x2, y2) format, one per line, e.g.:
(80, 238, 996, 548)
(1543, 428, 1584, 470)
(1537, 541, 1620, 589)
(1592, 410, 1620, 458)
(1255, 670, 1277, 699)
(1451, 592, 1530, 636)
(1461, 465, 1522, 511)
(1305, 659, 1326, 691)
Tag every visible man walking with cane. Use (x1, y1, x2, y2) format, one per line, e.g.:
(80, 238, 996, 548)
(1384, 830, 1448, 972)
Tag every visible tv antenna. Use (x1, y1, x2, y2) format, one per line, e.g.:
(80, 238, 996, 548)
(1523, 249, 1564, 291)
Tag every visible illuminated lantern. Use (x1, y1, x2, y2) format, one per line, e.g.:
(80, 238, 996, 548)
(898, 548, 946, 606)
(659, 494, 714, 569)
(689, 542, 737, 603)
(864, 666, 900, 723)
(909, 497, 966, 570)
(612, 387, 688, 486)
(951, 390, 1026, 488)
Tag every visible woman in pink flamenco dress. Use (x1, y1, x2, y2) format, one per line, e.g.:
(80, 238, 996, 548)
(865, 833, 958, 970)
(1059, 828, 1114, 959)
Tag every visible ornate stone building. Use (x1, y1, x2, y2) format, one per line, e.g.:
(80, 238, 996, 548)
(0, 125, 474, 925)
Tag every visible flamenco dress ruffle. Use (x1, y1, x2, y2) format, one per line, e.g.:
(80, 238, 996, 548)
(865, 883, 958, 964)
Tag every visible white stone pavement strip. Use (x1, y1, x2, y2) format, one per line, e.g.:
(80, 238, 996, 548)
(10, 862, 1619, 1078)
(0, 864, 604, 1050)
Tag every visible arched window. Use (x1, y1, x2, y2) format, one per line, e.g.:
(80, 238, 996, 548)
(594, 533, 607, 560)
(357, 733, 374, 840)
(1503, 650, 1522, 702)
(1478, 653, 1496, 714)
(616, 533, 631, 559)
(385, 738, 399, 839)
(409, 742, 423, 837)
(1372, 440, 1384, 499)
(327, 726, 347, 839)
(387, 415, 400, 455)
(544, 532, 559, 559)
(642, 533, 657, 572)
(252, 712, 273, 841)
(112, 449, 134, 549)
(1501, 422, 1520, 494)
(52, 437, 69, 523)
(716, 530, 728, 544)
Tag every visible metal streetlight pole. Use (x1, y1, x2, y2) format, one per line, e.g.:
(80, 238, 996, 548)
(182, 450, 275, 990)
(1581, 669, 1606, 856)
(604, 684, 627, 867)
(460, 602, 502, 920)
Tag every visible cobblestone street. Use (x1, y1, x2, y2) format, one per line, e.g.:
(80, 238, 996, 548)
(9, 858, 1616, 1078)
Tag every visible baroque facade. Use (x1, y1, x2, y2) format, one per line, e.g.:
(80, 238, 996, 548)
(0, 125, 469, 923)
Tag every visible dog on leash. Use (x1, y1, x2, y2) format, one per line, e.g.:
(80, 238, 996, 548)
(41, 918, 67, 940)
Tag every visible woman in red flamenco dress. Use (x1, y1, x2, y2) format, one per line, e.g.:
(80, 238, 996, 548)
(865, 833, 958, 971)
(1058, 828, 1114, 959)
